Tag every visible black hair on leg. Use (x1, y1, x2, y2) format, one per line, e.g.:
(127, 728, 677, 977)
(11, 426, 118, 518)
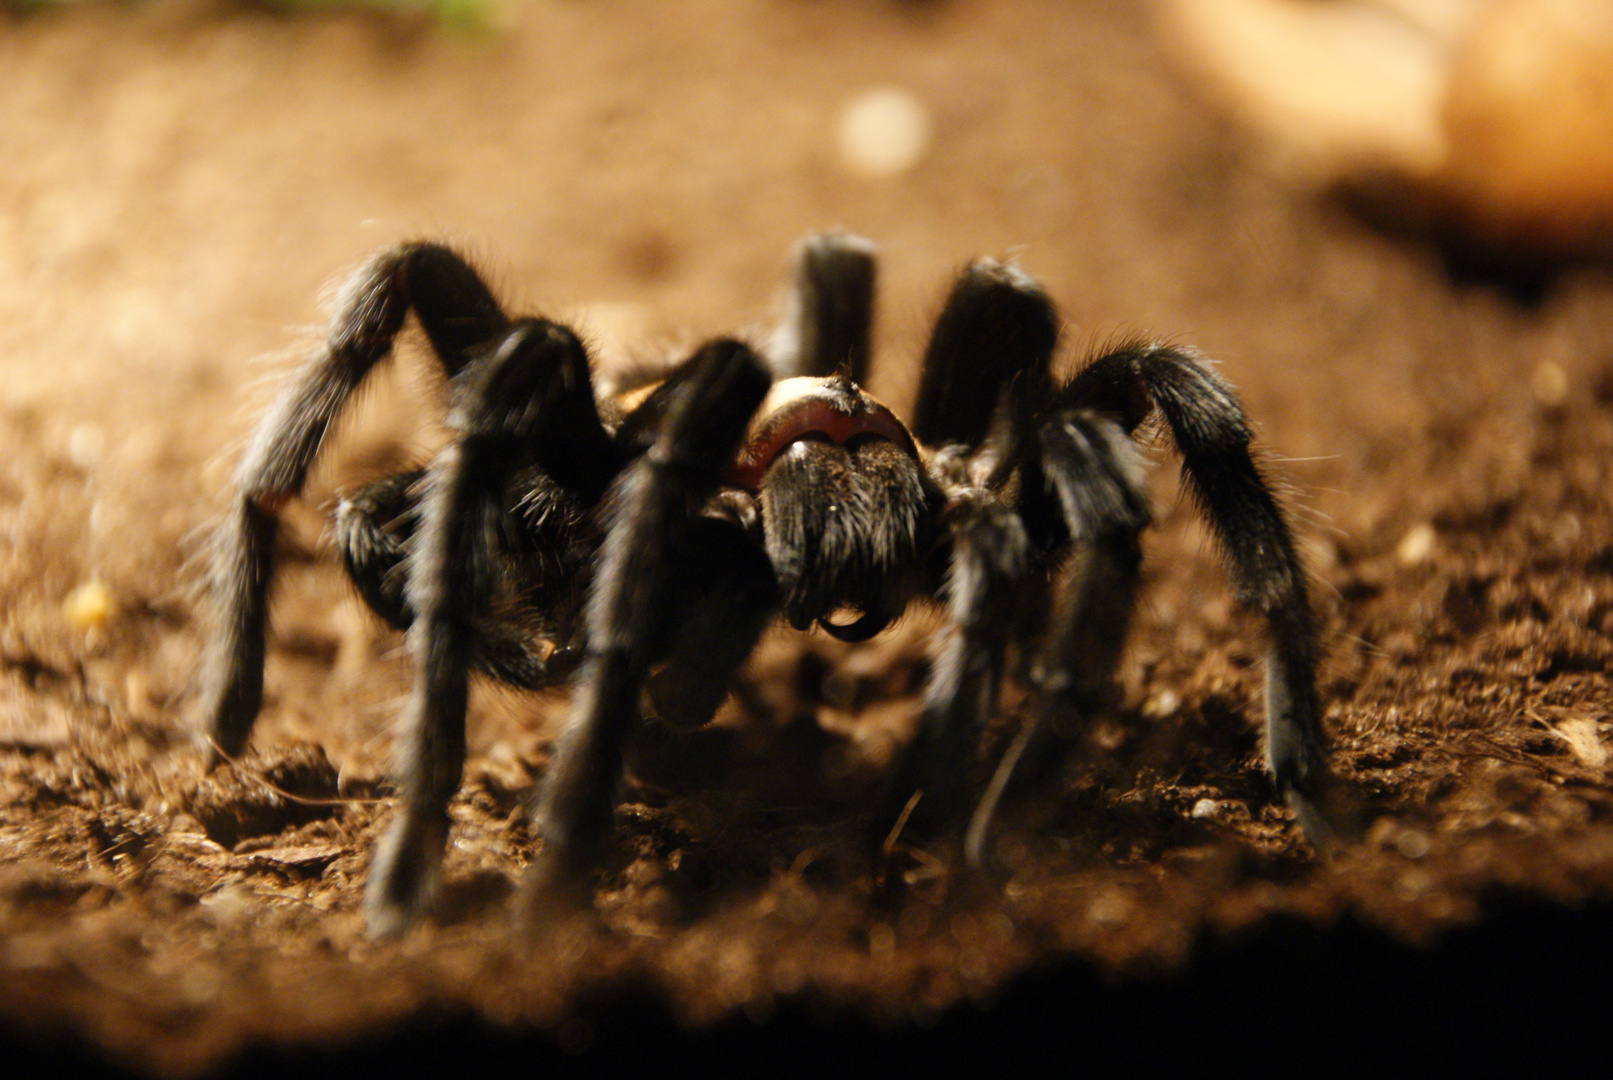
(524, 341, 772, 914)
(365, 319, 609, 936)
(963, 408, 1150, 866)
(910, 258, 1059, 451)
(200, 243, 507, 761)
(1060, 343, 1333, 844)
(878, 491, 1028, 848)
(771, 233, 877, 384)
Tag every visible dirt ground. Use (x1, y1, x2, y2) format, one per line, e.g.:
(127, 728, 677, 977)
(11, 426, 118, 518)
(3, 1, 1613, 1075)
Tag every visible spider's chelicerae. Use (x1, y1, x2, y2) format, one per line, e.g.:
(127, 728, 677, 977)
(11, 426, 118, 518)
(200, 233, 1334, 937)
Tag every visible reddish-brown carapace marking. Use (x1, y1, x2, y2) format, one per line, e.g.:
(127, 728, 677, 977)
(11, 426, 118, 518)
(722, 376, 919, 491)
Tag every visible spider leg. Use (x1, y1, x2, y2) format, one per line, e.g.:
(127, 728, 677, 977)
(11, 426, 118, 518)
(768, 233, 876, 383)
(879, 492, 1030, 845)
(877, 259, 1060, 847)
(523, 340, 772, 912)
(910, 257, 1059, 451)
(1061, 343, 1333, 843)
(644, 515, 780, 730)
(200, 243, 506, 761)
(964, 409, 1151, 866)
(334, 470, 424, 633)
(333, 470, 585, 691)
(364, 319, 613, 937)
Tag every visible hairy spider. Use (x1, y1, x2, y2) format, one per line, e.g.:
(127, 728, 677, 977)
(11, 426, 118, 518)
(199, 234, 1333, 937)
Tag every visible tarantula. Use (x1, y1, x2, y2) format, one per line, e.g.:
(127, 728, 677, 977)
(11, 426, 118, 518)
(199, 233, 1332, 936)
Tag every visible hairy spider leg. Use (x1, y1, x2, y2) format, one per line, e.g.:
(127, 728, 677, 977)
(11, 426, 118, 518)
(523, 340, 774, 916)
(333, 469, 424, 632)
(200, 243, 508, 761)
(878, 258, 1061, 845)
(1059, 343, 1333, 845)
(365, 318, 617, 937)
(335, 468, 584, 691)
(887, 490, 1032, 845)
(909, 258, 1059, 451)
(964, 408, 1151, 866)
(769, 232, 877, 384)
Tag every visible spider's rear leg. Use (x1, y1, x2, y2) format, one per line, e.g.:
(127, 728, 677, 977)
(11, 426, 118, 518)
(769, 232, 877, 384)
(910, 257, 1059, 451)
(364, 319, 615, 937)
(200, 243, 507, 761)
(524, 340, 774, 916)
(1061, 343, 1335, 844)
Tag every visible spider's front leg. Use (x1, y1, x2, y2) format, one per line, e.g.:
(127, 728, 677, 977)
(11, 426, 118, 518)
(964, 408, 1152, 865)
(364, 319, 619, 937)
(523, 340, 776, 917)
(879, 257, 1061, 850)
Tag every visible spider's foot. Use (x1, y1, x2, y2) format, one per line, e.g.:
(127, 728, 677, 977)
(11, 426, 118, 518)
(364, 811, 447, 938)
(1285, 775, 1359, 854)
(200, 738, 234, 774)
(197, 688, 259, 771)
(516, 846, 596, 937)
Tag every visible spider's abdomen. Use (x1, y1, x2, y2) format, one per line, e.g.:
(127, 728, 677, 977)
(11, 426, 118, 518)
(732, 377, 934, 639)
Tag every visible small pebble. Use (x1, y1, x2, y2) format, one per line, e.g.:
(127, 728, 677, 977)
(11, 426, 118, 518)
(1087, 889, 1131, 927)
(1142, 689, 1181, 718)
(1393, 827, 1431, 860)
(199, 882, 253, 922)
(1395, 522, 1436, 566)
(63, 580, 117, 631)
(1553, 717, 1608, 769)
